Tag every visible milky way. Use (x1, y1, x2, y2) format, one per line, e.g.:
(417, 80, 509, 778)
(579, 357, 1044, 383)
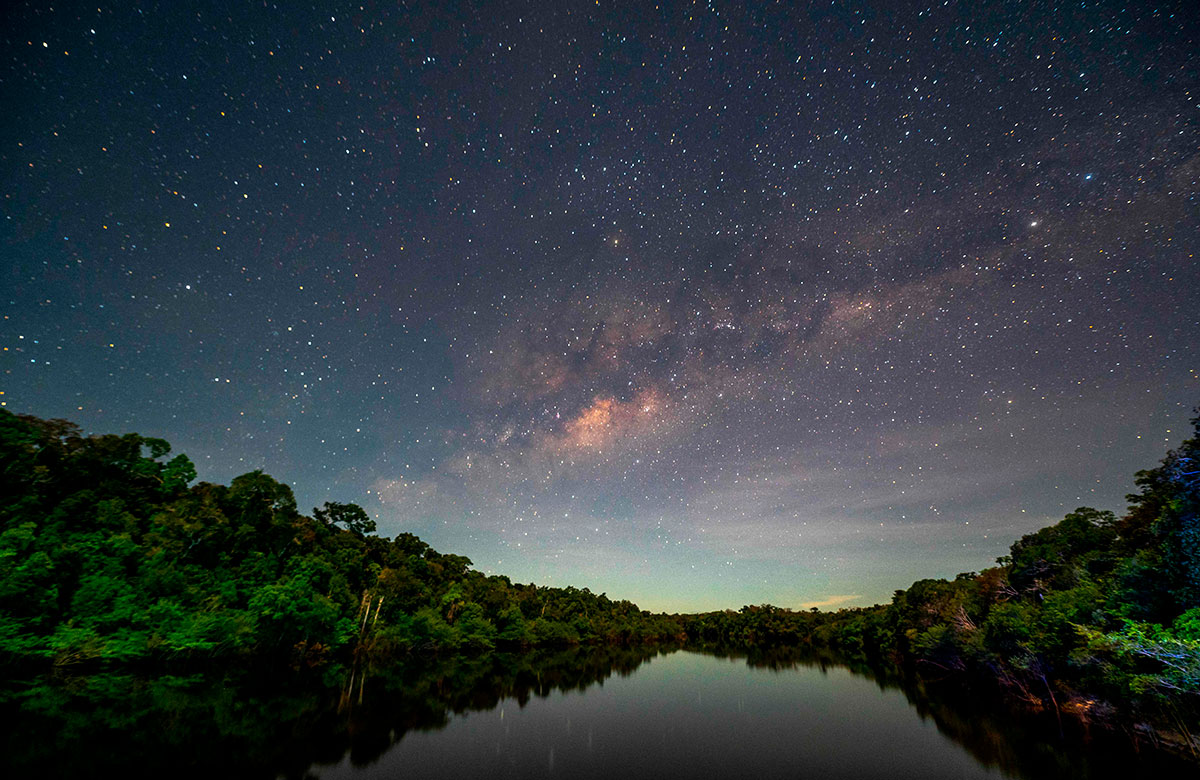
(3, 1, 1197, 610)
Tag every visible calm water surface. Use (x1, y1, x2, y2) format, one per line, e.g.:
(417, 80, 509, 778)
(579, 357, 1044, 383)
(311, 650, 1180, 780)
(4, 647, 1192, 778)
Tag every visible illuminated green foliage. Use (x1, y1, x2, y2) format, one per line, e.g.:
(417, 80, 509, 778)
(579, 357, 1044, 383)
(0, 410, 680, 667)
(683, 411, 1200, 737)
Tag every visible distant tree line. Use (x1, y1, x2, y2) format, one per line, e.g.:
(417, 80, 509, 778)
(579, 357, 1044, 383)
(683, 412, 1200, 748)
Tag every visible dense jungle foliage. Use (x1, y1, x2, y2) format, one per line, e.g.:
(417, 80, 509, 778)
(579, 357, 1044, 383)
(2, 406, 1196, 744)
(686, 412, 1200, 739)
(0, 410, 680, 668)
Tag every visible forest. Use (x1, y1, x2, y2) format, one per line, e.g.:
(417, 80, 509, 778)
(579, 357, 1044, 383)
(1, 407, 1197, 750)
(684, 412, 1200, 749)
(0, 410, 680, 667)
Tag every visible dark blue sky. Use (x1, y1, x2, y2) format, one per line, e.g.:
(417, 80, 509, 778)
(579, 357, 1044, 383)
(4, 0, 1197, 610)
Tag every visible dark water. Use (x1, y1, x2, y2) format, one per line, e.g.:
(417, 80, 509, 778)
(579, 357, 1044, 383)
(320, 651, 998, 780)
(2, 647, 1193, 779)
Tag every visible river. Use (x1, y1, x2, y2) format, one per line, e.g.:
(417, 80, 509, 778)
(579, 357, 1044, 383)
(3, 646, 1192, 778)
(311, 648, 1191, 779)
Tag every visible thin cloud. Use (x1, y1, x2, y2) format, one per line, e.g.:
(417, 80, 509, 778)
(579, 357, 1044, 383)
(799, 594, 863, 610)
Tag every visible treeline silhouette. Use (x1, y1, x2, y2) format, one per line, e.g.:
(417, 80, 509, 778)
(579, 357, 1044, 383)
(0, 410, 679, 668)
(684, 411, 1200, 749)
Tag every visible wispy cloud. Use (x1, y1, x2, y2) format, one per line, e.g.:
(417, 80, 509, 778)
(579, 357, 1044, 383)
(799, 594, 863, 610)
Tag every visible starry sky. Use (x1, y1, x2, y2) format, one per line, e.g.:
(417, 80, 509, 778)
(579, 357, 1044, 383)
(3, 1, 1198, 612)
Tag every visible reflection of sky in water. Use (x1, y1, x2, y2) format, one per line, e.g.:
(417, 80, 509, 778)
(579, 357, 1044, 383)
(315, 652, 1003, 779)
(7, 649, 1191, 777)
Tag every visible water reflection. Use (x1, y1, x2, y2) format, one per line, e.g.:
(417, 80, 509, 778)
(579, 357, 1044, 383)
(1, 645, 1193, 779)
(0, 644, 665, 778)
(333, 644, 665, 771)
(691, 645, 1194, 780)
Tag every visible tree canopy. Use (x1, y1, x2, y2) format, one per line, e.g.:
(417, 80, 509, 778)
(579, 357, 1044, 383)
(0, 410, 679, 668)
(1, 407, 1195, 747)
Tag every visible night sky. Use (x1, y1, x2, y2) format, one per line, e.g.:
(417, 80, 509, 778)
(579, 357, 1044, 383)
(4, 1, 1197, 612)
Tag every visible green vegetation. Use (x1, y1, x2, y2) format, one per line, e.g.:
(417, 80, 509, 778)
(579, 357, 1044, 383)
(0, 410, 679, 668)
(1, 406, 1196, 753)
(684, 412, 1200, 750)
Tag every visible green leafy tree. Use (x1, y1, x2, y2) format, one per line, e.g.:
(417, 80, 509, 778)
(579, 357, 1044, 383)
(313, 501, 375, 536)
